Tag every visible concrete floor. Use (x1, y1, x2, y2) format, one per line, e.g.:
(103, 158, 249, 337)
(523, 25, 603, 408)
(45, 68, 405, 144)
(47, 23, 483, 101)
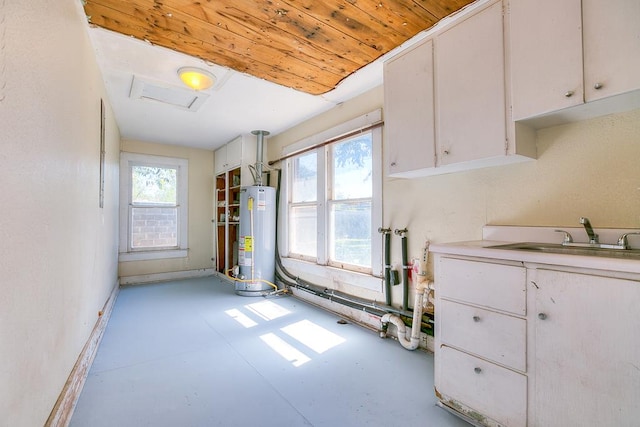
(71, 276, 469, 427)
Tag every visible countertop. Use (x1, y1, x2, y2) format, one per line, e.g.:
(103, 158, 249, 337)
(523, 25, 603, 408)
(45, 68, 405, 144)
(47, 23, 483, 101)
(431, 229, 640, 276)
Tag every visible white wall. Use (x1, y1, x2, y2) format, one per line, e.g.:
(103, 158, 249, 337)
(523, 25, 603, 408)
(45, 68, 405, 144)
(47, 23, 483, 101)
(118, 139, 214, 280)
(268, 86, 640, 305)
(0, 1, 120, 425)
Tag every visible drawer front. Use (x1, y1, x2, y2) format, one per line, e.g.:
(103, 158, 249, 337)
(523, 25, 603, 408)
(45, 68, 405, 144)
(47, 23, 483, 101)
(437, 257, 526, 315)
(437, 346, 527, 427)
(439, 300, 526, 371)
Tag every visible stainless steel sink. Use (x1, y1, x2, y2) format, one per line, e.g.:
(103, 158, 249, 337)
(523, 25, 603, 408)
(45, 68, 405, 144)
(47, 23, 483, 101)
(487, 242, 640, 260)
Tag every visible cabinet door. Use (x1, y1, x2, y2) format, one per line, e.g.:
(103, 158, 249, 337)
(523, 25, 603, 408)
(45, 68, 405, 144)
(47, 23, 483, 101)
(582, 0, 640, 101)
(226, 136, 243, 170)
(509, 0, 583, 120)
(533, 269, 640, 426)
(214, 145, 227, 174)
(435, 1, 506, 166)
(384, 39, 435, 176)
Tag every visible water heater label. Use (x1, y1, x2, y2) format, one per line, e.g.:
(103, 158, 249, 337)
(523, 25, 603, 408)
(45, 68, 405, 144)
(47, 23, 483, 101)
(244, 236, 253, 252)
(257, 191, 266, 211)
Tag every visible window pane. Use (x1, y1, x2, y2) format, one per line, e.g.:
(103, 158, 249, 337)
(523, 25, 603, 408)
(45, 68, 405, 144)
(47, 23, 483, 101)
(329, 201, 371, 268)
(131, 206, 178, 248)
(289, 205, 317, 258)
(291, 152, 317, 203)
(132, 166, 177, 204)
(332, 134, 372, 200)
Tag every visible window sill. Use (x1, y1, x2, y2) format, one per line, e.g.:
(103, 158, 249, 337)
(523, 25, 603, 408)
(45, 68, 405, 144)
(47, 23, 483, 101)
(119, 249, 188, 262)
(281, 257, 381, 292)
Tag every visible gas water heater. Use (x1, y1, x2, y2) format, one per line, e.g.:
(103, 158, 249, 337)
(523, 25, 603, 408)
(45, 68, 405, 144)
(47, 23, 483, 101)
(235, 185, 276, 296)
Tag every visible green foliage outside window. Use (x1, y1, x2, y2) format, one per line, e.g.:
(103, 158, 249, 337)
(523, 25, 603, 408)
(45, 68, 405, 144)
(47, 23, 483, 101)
(132, 166, 177, 204)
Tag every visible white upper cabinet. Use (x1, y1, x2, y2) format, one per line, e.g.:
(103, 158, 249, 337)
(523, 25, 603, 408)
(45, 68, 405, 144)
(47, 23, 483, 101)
(215, 136, 243, 174)
(510, 0, 640, 122)
(509, 0, 583, 120)
(214, 135, 255, 175)
(225, 135, 242, 170)
(384, 39, 435, 177)
(214, 144, 229, 174)
(383, 0, 536, 179)
(435, 1, 507, 166)
(582, 0, 640, 101)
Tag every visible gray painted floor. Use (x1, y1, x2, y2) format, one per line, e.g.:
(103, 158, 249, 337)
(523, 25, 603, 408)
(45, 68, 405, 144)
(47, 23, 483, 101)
(71, 277, 468, 427)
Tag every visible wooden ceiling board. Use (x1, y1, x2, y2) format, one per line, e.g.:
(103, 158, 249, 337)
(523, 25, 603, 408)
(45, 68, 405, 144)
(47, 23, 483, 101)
(84, 0, 475, 95)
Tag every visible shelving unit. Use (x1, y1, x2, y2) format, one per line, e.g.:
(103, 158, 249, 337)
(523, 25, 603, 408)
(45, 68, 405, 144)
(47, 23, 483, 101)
(215, 167, 242, 277)
(213, 133, 261, 280)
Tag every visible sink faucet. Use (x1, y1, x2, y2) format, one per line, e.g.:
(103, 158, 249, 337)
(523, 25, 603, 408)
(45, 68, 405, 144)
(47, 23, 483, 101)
(579, 217, 599, 244)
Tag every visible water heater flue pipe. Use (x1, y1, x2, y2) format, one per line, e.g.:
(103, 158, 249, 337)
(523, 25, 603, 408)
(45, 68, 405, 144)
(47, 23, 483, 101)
(252, 130, 270, 186)
(381, 277, 430, 351)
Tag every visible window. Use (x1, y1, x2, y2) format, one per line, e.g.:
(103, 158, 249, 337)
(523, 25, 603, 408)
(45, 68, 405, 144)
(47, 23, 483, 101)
(285, 111, 382, 276)
(289, 151, 318, 260)
(119, 153, 188, 261)
(328, 134, 373, 270)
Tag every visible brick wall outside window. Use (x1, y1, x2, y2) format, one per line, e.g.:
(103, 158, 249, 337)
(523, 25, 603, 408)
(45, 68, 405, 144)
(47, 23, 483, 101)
(131, 207, 177, 248)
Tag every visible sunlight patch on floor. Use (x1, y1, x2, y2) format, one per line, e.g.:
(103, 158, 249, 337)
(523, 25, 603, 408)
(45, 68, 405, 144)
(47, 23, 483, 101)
(224, 308, 258, 328)
(245, 300, 291, 321)
(281, 319, 346, 354)
(260, 332, 311, 367)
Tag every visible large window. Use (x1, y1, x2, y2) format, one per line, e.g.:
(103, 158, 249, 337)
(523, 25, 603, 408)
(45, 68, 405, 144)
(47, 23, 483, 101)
(286, 112, 382, 276)
(119, 153, 188, 261)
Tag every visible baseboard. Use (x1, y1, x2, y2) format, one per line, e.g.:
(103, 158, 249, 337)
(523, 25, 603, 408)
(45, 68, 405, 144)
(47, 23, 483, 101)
(119, 268, 215, 286)
(45, 282, 120, 427)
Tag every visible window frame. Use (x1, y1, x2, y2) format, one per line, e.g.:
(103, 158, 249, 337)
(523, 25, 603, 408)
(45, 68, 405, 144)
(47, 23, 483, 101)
(282, 110, 382, 280)
(119, 152, 189, 262)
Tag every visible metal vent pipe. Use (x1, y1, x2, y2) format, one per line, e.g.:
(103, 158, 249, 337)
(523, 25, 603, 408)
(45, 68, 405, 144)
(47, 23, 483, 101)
(251, 130, 270, 185)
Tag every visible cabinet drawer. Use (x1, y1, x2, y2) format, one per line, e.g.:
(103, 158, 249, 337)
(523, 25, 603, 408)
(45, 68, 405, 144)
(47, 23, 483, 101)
(440, 300, 526, 371)
(438, 346, 527, 427)
(437, 257, 526, 315)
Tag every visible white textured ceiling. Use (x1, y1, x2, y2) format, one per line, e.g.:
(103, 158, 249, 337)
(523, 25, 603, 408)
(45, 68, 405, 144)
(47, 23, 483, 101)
(87, 27, 390, 150)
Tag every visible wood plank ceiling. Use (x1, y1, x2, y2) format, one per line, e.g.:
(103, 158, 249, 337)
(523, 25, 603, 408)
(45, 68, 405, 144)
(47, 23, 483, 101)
(84, 0, 475, 95)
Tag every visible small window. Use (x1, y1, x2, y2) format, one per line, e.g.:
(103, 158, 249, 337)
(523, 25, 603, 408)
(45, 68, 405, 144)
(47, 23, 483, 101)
(120, 153, 188, 261)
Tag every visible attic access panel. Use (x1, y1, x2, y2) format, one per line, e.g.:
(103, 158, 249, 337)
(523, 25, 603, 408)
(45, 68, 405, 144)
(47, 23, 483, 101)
(83, 0, 476, 95)
(129, 75, 209, 111)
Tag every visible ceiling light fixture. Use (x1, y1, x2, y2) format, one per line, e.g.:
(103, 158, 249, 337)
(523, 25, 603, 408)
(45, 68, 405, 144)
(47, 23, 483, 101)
(178, 67, 216, 91)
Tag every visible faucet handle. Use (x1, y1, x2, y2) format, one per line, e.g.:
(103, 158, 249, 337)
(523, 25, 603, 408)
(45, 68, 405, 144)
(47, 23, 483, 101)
(617, 232, 640, 249)
(554, 229, 574, 244)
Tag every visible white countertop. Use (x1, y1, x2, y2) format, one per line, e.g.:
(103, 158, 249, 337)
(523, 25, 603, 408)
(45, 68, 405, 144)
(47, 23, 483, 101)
(430, 226, 640, 275)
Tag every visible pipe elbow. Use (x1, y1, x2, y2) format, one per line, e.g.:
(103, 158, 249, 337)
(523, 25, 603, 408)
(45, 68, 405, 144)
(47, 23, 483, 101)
(381, 313, 419, 350)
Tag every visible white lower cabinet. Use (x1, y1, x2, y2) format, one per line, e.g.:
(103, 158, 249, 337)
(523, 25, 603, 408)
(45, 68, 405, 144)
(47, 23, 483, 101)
(436, 256, 527, 426)
(532, 269, 640, 427)
(438, 346, 527, 427)
(435, 254, 640, 426)
(440, 300, 526, 371)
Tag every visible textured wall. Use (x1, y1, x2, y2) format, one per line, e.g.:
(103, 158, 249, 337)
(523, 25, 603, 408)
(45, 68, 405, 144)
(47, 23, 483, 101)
(0, 1, 120, 424)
